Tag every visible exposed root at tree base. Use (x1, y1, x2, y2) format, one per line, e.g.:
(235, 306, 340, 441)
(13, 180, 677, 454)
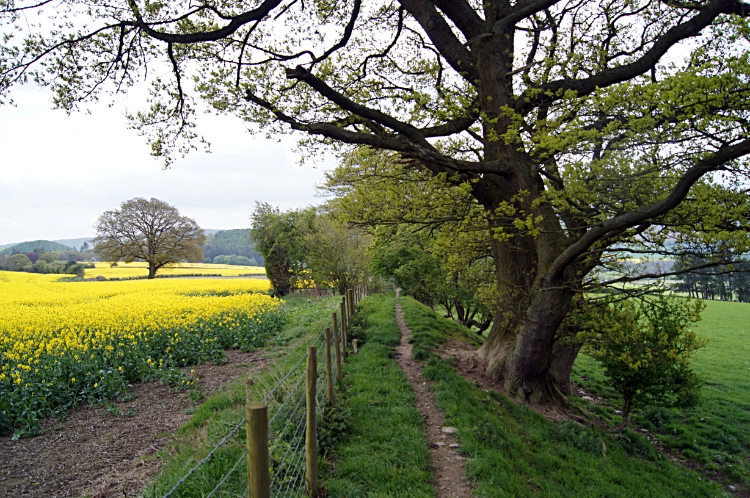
(434, 340, 571, 423)
(394, 292, 474, 498)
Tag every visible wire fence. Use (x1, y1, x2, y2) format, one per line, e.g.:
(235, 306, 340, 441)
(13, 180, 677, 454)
(161, 287, 363, 498)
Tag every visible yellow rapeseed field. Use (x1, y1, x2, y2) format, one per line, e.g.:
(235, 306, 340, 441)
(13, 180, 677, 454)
(0, 271, 284, 436)
(84, 262, 266, 279)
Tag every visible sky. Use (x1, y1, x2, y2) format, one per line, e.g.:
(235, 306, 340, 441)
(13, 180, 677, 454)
(0, 85, 335, 246)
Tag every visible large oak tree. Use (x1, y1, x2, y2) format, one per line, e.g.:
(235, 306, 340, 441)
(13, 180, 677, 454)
(93, 198, 206, 278)
(4, 0, 750, 406)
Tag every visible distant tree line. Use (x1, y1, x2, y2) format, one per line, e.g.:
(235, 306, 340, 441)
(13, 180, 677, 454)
(0, 240, 78, 255)
(0, 247, 94, 277)
(202, 229, 264, 266)
(212, 254, 257, 266)
(672, 257, 750, 303)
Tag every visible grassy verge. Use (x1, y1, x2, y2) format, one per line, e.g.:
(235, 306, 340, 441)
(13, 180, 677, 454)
(572, 298, 750, 485)
(141, 294, 341, 498)
(321, 292, 434, 497)
(399, 295, 725, 498)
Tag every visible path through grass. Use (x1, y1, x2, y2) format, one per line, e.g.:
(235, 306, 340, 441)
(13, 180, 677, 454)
(321, 292, 434, 497)
(400, 296, 726, 497)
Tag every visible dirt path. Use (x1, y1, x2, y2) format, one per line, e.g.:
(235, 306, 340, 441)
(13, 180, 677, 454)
(0, 350, 271, 498)
(394, 291, 474, 498)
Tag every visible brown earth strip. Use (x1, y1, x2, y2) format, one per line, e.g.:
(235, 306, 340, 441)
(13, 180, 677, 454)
(0, 350, 270, 498)
(394, 291, 474, 498)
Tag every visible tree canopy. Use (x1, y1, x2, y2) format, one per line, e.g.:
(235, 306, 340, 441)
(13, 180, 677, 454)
(250, 202, 372, 296)
(93, 198, 206, 278)
(4, 0, 750, 406)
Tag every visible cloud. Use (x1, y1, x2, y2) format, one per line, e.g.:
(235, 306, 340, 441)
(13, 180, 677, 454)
(0, 87, 335, 244)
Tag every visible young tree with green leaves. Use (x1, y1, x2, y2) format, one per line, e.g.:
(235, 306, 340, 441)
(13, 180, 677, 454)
(576, 294, 707, 431)
(5, 0, 750, 407)
(301, 213, 373, 295)
(250, 203, 314, 296)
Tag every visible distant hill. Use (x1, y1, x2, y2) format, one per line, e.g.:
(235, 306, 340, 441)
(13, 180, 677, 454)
(1, 229, 222, 254)
(0, 240, 74, 255)
(52, 237, 94, 250)
(203, 229, 264, 265)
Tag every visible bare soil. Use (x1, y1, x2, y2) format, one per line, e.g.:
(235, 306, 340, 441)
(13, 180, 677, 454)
(394, 292, 474, 498)
(0, 350, 271, 498)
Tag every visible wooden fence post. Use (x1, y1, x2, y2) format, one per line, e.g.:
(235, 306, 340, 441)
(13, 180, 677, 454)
(332, 313, 343, 382)
(246, 402, 270, 498)
(340, 301, 348, 361)
(324, 327, 334, 405)
(306, 345, 318, 497)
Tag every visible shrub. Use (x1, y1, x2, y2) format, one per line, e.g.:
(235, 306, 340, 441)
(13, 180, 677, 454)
(577, 293, 706, 430)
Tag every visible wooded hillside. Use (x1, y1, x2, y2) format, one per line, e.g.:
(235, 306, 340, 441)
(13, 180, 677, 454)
(203, 229, 264, 265)
(0, 240, 74, 255)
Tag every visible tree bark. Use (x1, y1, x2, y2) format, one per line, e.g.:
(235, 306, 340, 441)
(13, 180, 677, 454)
(610, 398, 635, 432)
(549, 342, 582, 396)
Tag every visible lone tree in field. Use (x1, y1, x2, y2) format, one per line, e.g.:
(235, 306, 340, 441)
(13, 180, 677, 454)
(4, 0, 750, 407)
(93, 198, 205, 279)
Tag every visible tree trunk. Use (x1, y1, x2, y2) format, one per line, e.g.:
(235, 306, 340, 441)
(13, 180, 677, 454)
(549, 342, 582, 396)
(610, 398, 635, 432)
(148, 264, 156, 279)
(470, 27, 581, 409)
(549, 310, 584, 396)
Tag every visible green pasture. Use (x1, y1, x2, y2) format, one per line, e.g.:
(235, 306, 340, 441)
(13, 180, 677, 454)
(572, 299, 750, 485)
(399, 296, 724, 498)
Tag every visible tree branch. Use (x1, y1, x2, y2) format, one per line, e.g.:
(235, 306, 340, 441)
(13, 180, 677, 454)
(129, 0, 284, 44)
(516, 0, 750, 114)
(397, 0, 480, 84)
(548, 136, 750, 282)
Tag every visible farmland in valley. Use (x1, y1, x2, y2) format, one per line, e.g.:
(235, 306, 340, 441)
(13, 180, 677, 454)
(0, 271, 283, 437)
(84, 261, 265, 279)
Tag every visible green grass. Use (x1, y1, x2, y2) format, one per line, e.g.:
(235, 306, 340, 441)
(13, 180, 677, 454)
(142, 294, 343, 498)
(400, 296, 725, 498)
(322, 292, 434, 497)
(572, 299, 750, 484)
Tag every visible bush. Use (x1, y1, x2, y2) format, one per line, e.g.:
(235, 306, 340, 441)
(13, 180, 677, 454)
(577, 293, 706, 430)
(551, 421, 603, 454)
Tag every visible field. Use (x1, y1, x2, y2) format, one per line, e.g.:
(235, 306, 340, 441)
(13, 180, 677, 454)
(572, 298, 750, 485)
(139, 293, 745, 497)
(84, 262, 265, 279)
(0, 271, 283, 437)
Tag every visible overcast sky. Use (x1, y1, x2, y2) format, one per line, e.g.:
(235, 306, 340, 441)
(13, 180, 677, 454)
(0, 85, 334, 245)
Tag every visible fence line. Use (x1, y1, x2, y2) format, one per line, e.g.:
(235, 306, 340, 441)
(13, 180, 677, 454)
(162, 287, 364, 498)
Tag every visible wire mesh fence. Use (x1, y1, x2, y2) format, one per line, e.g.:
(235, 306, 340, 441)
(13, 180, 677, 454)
(161, 289, 359, 498)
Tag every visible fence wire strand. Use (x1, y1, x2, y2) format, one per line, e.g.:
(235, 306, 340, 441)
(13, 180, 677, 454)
(162, 295, 353, 498)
